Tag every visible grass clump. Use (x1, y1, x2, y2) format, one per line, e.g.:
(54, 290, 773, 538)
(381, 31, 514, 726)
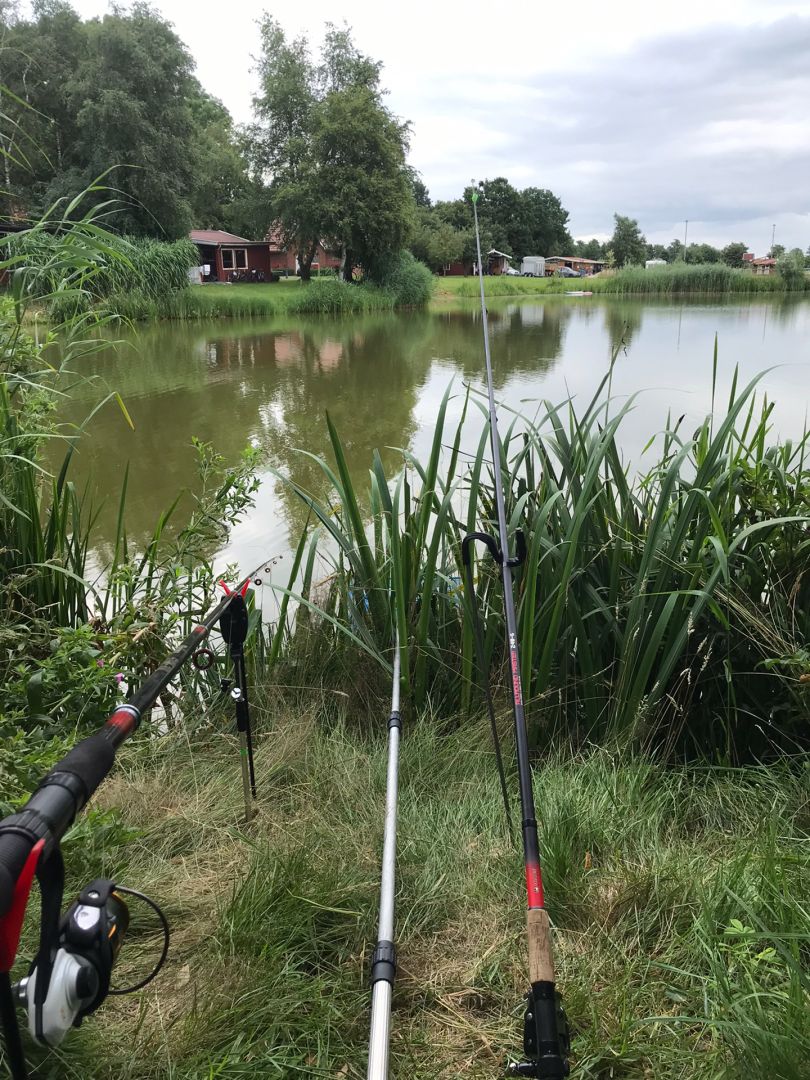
(25, 717, 808, 1079)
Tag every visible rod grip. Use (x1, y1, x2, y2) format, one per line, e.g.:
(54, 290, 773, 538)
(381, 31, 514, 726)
(527, 908, 555, 984)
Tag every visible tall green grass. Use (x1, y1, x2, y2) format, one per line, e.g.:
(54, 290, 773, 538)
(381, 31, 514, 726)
(445, 263, 807, 298)
(271, 367, 809, 759)
(3, 222, 197, 320)
(0, 202, 264, 792)
(33, 720, 809, 1079)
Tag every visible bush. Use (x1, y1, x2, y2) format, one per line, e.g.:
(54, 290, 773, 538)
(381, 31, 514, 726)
(776, 250, 807, 291)
(371, 250, 434, 306)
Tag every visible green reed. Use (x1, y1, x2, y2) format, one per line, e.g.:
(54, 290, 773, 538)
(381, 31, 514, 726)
(273, 364, 809, 759)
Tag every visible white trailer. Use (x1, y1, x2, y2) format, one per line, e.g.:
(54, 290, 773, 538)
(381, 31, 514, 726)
(520, 256, 546, 277)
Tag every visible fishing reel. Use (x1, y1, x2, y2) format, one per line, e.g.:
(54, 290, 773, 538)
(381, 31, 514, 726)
(507, 986, 570, 1078)
(14, 877, 168, 1047)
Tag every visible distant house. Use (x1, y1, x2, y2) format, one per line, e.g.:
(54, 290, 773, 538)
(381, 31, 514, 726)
(442, 259, 475, 276)
(189, 227, 343, 280)
(487, 249, 513, 275)
(546, 256, 605, 275)
(189, 230, 272, 282)
(750, 257, 776, 276)
(265, 227, 343, 275)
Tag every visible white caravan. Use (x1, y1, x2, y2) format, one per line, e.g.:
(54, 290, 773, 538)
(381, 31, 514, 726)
(520, 256, 546, 277)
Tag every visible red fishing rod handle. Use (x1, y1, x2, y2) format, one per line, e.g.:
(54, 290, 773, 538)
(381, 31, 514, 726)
(0, 707, 138, 922)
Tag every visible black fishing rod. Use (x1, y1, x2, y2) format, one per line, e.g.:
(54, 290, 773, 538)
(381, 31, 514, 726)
(464, 190, 570, 1078)
(0, 562, 265, 1078)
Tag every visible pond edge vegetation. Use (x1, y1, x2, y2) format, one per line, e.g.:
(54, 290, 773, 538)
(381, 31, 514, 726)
(1, 205, 808, 1078)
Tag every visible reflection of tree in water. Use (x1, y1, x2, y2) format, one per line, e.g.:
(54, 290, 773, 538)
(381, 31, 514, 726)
(48, 315, 436, 548)
(249, 316, 436, 534)
(603, 301, 644, 356)
(429, 301, 570, 388)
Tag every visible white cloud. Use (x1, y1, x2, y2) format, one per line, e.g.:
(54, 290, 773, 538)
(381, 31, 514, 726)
(32, 0, 810, 249)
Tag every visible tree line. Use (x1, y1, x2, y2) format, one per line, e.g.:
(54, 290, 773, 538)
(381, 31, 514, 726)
(0, 3, 578, 281)
(584, 214, 809, 272)
(2, 4, 806, 281)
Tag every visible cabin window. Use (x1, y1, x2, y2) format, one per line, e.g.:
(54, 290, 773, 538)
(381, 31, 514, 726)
(221, 249, 248, 270)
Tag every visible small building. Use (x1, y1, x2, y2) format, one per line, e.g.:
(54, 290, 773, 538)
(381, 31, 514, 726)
(487, 249, 513, 275)
(750, 257, 776, 276)
(645, 259, 667, 270)
(265, 227, 343, 275)
(546, 256, 605, 276)
(441, 259, 475, 276)
(189, 230, 272, 282)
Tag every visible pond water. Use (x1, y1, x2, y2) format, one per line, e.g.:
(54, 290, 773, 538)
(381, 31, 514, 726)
(51, 295, 810, 580)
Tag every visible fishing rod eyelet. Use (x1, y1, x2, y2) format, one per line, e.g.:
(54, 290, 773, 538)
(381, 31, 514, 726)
(192, 648, 216, 671)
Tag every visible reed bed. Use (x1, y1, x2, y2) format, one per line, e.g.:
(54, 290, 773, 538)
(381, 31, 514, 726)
(271, 363, 810, 759)
(444, 263, 807, 298)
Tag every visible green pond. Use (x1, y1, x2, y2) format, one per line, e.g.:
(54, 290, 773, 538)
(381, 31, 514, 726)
(52, 295, 810, 579)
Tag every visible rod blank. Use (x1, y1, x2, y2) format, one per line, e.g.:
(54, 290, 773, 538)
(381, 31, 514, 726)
(367, 634, 402, 1080)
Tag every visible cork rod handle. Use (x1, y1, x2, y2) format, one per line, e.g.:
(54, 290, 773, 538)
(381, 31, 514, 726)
(527, 908, 555, 984)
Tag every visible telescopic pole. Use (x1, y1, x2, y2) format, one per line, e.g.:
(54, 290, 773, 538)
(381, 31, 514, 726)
(367, 632, 402, 1080)
(469, 193, 569, 1078)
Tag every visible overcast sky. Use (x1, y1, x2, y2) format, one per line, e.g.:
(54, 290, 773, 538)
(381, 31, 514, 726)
(60, 0, 810, 252)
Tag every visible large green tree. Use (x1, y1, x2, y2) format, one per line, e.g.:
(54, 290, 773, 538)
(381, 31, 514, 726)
(252, 19, 412, 280)
(186, 91, 254, 232)
(609, 214, 647, 267)
(685, 242, 721, 264)
(576, 238, 606, 260)
(721, 242, 748, 268)
(0, 2, 230, 237)
(458, 177, 571, 260)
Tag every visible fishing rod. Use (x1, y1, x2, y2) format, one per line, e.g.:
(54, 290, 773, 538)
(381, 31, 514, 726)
(367, 631, 401, 1080)
(465, 190, 570, 1078)
(0, 561, 265, 1078)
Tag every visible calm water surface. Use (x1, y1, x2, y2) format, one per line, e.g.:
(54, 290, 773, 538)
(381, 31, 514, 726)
(52, 296, 810, 580)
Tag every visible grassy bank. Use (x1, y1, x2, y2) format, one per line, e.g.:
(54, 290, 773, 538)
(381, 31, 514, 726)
(26, 714, 809, 1079)
(103, 252, 436, 321)
(3, 210, 809, 1079)
(437, 263, 809, 300)
(105, 278, 405, 320)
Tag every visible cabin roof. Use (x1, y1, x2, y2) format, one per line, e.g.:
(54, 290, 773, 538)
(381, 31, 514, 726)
(547, 256, 602, 264)
(189, 229, 258, 246)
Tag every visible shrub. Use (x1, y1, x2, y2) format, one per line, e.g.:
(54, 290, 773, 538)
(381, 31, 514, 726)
(371, 250, 434, 306)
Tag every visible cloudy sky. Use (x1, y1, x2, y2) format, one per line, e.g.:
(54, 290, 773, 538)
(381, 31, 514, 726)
(62, 0, 810, 252)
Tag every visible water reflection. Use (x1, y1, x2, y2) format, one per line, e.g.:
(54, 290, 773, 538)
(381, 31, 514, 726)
(48, 297, 810, 570)
(431, 301, 568, 385)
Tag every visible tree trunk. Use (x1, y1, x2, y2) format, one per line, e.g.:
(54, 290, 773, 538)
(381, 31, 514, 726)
(298, 239, 318, 282)
(342, 249, 354, 282)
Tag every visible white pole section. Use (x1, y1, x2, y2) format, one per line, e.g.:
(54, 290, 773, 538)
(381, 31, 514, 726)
(367, 634, 402, 1080)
